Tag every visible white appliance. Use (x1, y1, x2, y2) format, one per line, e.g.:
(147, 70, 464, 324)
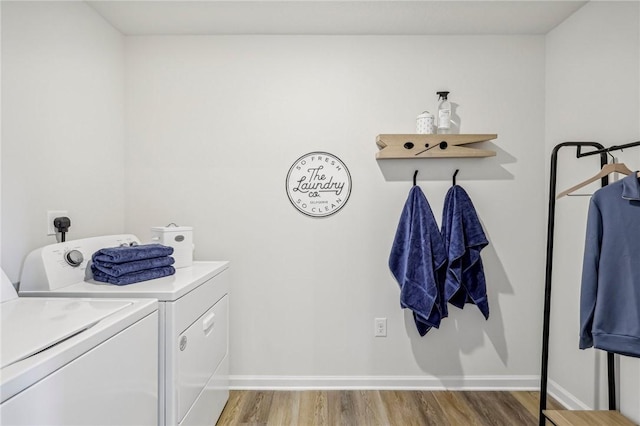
(19, 235, 230, 426)
(1, 268, 159, 426)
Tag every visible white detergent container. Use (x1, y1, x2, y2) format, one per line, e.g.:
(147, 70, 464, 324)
(151, 224, 194, 268)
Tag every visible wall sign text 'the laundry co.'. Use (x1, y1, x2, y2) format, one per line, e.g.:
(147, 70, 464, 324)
(286, 152, 352, 218)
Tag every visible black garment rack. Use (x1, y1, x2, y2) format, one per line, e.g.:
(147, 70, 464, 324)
(539, 140, 640, 425)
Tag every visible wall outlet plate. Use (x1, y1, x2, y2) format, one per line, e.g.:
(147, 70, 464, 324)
(374, 318, 387, 337)
(47, 210, 68, 236)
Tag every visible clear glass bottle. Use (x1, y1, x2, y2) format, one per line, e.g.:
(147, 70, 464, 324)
(436, 91, 451, 134)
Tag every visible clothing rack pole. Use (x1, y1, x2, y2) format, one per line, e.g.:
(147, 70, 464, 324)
(576, 140, 640, 158)
(539, 141, 609, 426)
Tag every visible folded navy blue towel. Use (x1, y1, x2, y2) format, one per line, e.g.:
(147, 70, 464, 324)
(92, 256, 175, 277)
(92, 244, 173, 264)
(91, 265, 176, 286)
(442, 185, 489, 319)
(389, 186, 447, 336)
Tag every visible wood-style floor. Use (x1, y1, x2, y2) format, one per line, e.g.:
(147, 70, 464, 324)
(217, 390, 563, 425)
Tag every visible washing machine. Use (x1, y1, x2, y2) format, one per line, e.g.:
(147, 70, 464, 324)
(18, 234, 230, 426)
(1, 268, 158, 425)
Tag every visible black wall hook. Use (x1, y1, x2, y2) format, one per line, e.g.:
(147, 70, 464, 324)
(452, 169, 460, 186)
(413, 170, 418, 186)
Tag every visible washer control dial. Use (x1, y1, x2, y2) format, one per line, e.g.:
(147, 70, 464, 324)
(64, 250, 84, 267)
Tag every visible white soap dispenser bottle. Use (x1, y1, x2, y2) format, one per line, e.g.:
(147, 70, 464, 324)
(436, 91, 451, 134)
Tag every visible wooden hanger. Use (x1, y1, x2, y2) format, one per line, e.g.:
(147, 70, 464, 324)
(556, 162, 635, 199)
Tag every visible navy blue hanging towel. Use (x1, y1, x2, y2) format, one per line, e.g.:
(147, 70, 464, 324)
(441, 185, 489, 319)
(389, 186, 447, 336)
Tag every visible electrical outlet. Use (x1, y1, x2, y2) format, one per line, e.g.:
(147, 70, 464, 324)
(47, 210, 68, 236)
(374, 318, 387, 337)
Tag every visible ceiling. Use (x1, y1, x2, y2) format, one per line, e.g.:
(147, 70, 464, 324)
(87, 1, 588, 36)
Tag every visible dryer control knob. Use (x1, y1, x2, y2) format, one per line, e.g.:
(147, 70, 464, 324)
(64, 250, 84, 267)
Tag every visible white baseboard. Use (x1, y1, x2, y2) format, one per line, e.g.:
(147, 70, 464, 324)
(547, 379, 591, 410)
(229, 375, 540, 391)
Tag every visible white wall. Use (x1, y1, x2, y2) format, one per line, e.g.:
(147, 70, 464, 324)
(545, 1, 640, 421)
(1, 1, 126, 283)
(124, 35, 546, 386)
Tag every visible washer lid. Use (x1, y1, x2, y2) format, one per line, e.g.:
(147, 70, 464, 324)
(1, 298, 131, 369)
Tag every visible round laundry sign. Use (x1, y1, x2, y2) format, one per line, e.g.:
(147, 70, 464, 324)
(286, 152, 352, 218)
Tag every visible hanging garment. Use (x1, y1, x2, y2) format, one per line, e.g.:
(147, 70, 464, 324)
(441, 185, 490, 319)
(580, 172, 640, 358)
(389, 186, 447, 336)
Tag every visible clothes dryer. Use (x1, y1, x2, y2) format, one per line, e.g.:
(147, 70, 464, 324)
(1, 268, 158, 425)
(19, 235, 230, 426)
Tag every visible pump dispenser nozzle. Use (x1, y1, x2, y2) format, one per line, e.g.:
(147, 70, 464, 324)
(437, 91, 449, 101)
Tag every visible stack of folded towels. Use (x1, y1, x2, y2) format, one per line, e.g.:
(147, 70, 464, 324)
(91, 243, 176, 286)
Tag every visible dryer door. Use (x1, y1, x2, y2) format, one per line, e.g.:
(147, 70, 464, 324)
(177, 294, 228, 421)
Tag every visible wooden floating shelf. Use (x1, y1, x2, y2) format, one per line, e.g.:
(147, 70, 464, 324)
(376, 134, 498, 159)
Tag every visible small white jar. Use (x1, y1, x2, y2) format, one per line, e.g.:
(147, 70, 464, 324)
(416, 111, 435, 134)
